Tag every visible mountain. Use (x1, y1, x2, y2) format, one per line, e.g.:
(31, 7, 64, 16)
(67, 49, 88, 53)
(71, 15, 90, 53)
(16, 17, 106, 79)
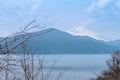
(108, 40, 120, 49)
(0, 37, 3, 42)
(23, 28, 117, 54)
(0, 37, 3, 40)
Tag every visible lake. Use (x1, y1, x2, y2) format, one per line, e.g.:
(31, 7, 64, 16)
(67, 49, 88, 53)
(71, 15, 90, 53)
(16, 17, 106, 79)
(39, 54, 111, 80)
(0, 54, 111, 80)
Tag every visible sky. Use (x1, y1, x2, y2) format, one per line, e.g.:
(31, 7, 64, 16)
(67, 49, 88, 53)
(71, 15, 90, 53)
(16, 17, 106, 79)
(0, 0, 120, 41)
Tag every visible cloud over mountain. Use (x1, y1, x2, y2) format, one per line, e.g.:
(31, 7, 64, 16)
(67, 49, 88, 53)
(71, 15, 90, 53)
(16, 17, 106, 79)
(66, 27, 101, 40)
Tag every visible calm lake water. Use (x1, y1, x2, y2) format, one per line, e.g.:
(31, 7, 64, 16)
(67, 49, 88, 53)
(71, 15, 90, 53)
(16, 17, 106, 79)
(0, 54, 111, 80)
(40, 54, 111, 80)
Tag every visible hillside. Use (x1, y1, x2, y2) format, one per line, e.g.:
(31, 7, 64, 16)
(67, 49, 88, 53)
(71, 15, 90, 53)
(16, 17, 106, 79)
(108, 40, 120, 49)
(25, 28, 116, 54)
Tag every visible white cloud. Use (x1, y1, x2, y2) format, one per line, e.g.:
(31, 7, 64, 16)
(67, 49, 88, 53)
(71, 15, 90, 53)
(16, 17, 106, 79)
(86, 1, 96, 13)
(86, 0, 110, 13)
(29, 0, 43, 16)
(0, 0, 43, 17)
(97, 0, 110, 8)
(66, 27, 101, 40)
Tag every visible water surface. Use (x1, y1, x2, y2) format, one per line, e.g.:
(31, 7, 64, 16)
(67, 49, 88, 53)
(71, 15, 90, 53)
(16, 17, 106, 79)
(39, 54, 110, 80)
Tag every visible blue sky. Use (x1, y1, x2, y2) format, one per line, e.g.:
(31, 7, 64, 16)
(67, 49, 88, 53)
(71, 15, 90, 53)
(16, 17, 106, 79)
(0, 0, 120, 41)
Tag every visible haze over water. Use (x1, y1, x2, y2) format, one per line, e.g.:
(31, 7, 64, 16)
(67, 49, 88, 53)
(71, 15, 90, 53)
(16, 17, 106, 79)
(40, 54, 110, 80)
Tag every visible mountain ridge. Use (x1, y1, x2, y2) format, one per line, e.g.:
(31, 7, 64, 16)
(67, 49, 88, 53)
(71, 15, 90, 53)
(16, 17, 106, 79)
(0, 28, 118, 54)
(25, 28, 117, 54)
(108, 40, 120, 49)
